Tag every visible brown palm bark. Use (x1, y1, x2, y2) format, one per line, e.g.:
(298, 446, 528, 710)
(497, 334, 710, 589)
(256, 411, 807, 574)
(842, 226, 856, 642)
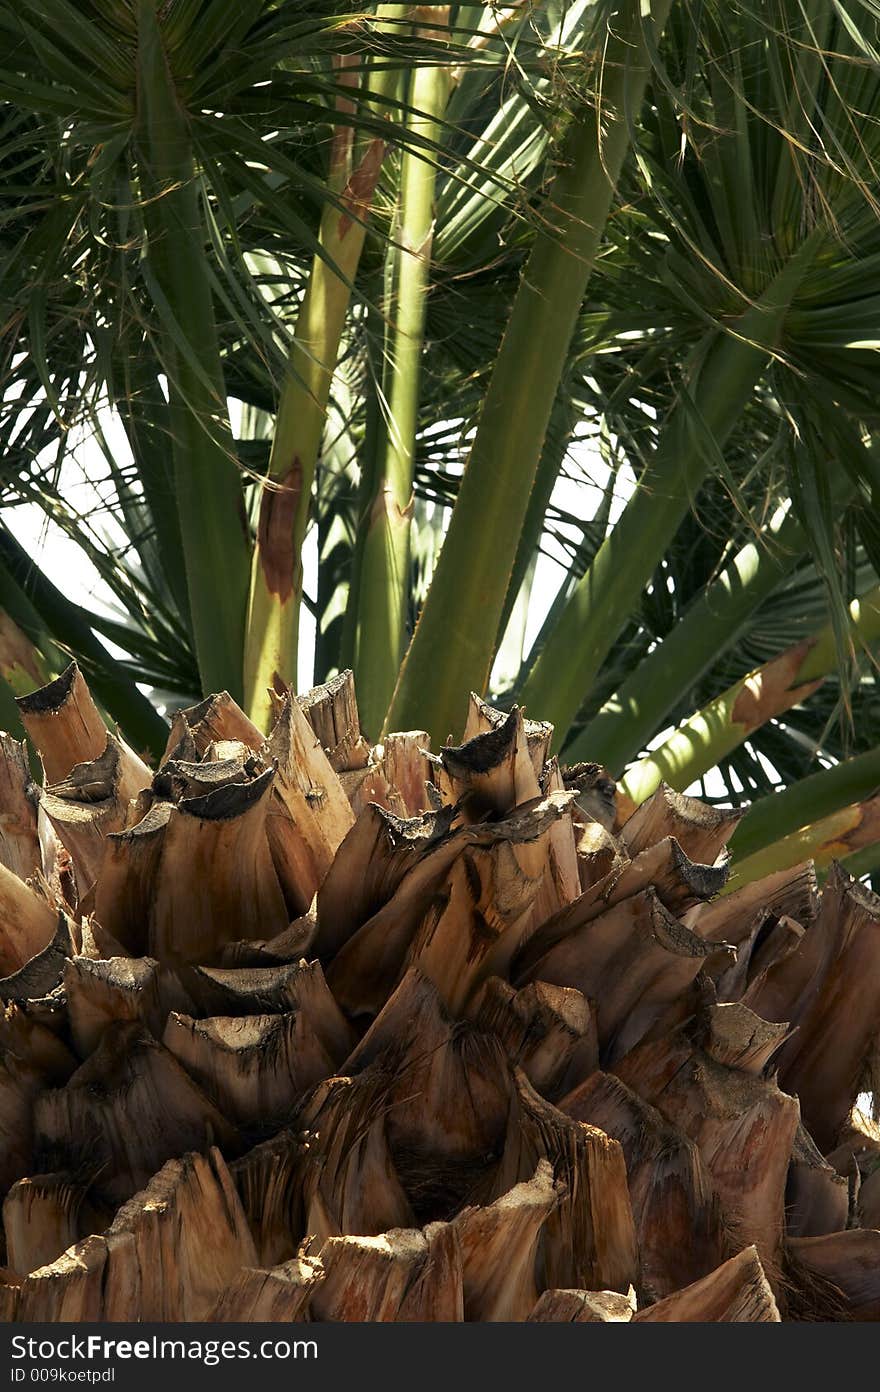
(1, 668, 880, 1322)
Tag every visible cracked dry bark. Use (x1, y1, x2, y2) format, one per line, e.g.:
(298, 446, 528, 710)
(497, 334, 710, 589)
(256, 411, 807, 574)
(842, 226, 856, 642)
(1, 668, 880, 1320)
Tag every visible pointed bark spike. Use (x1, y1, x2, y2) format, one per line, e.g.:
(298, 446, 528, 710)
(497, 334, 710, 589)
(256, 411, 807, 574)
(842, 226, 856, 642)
(787, 1230, 880, 1321)
(773, 867, 880, 1150)
(0, 861, 63, 976)
(298, 1072, 415, 1239)
(0, 1001, 76, 1081)
(343, 971, 512, 1218)
(231, 1129, 304, 1267)
(407, 842, 543, 1014)
(382, 731, 434, 816)
(701, 1001, 792, 1075)
(620, 784, 743, 864)
(0, 1053, 42, 1193)
(306, 1220, 463, 1322)
(315, 801, 454, 962)
(17, 1148, 257, 1321)
(162, 692, 264, 761)
(692, 861, 818, 946)
(209, 1255, 323, 1321)
(218, 914, 317, 967)
(486, 1073, 640, 1296)
(64, 954, 165, 1057)
(633, 1246, 780, 1321)
(327, 794, 574, 1019)
(439, 706, 540, 819)
(338, 759, 398, 816)
(298, 670, 370, 770)
(263, 690, 355, 912)
(148, 768, 288, 964)
(34, 1022, 236, 1207)
(474, 976, 597, 1099)
(615, 1031, 799, 1277)
(162, 1009, 340, 1128)
(3, 1172, 94, 1276)
(452, 1160, 561, 1321)
(185, 959, 353, 1059)
(0, 733, 42, 882)
(785, 1123, 849, 1238)
(560, 1069, 726, 1300)
(16, 662, 108, 784)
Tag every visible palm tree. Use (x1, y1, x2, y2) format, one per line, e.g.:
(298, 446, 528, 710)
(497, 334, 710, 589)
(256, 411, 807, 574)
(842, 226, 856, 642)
(2, 0, 880, 886)
(2, 0, 880, 1320)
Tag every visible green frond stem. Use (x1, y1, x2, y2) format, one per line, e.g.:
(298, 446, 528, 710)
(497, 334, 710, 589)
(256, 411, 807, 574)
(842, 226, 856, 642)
(0, 528, 170, 762)
(620, 584, 880, 808)
(244, 51, 396, 731)
(384, 0, 674, 744)
(117, 352, 192, 632)
(0, 603, 54, 763)
(0, 608, 52, 738)
(725, 791, 880, 892)
(0, 675, 28, 750)
(497, 392, 579, 657)
(135, 0, 251, 701)
(518, 232, 826, 750)
(354, 23, 451, 738)
(839, 841, 880, 888)
(729, 746, 880, 867)
(564, 474, 856, 772)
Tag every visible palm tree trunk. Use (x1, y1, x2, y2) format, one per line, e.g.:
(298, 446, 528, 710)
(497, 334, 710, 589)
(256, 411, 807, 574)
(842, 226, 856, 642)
(3, 666, 880, 1321)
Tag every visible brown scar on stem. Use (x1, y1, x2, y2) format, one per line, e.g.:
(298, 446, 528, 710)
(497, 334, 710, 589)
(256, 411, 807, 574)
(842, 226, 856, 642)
(338, 139, 386, 239)
(816, 799, 880, 860)
(730, 639, 824, 732)
(368, 486, 415, 528)
(411, 5, 453, 41)
(329, 54, 358, 174)
(257, 461, 303, 602)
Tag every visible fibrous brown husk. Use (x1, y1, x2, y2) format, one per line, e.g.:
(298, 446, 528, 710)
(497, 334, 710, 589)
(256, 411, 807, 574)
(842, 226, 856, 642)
(633, 1245, 780, 1321)
(0, 735, 43, 883)
(15, 1148, 256, 1321)
(2, 666, 878, 1325)
(303, 1220, 463, 1322)
(560, 1069, 726, 1299)
(613, 1027, 799, 1280)
(34, 1023, 235, 1206)
(528, 1285, 636, 1322)
(209, 1255, 322, 1321)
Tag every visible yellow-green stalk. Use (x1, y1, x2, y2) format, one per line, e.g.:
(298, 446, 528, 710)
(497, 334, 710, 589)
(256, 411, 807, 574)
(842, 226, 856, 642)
(354, 9, 451, 738)
(725, 792, 880, 891)
(621, 584, 880, 806)
(244, 28, 400, 728)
